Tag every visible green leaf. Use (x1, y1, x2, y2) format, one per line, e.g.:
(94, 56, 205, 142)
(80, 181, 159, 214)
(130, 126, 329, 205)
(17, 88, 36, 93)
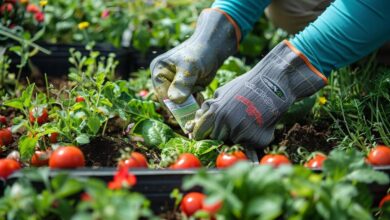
(345, 169, 389, 185)
(133, 119, 174, 148)
(19, 135, 39, 161)
(3, 99, 24, 111)
(76, 134, 90, 145)
(87, 115, 101, 135)
(21, 84, 35, 108)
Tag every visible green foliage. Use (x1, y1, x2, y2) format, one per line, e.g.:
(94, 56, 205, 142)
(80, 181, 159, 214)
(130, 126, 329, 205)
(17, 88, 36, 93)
(132, 119, 174, 148)
(0, 168, 154, 220)
(317, 62, 390, 150)
(184, 149, 389, 219)
(203, 57, 250, 99)
(160, 137, 221, 167)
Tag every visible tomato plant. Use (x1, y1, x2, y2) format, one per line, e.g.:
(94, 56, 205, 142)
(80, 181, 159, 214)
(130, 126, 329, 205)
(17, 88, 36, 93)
(49, 146, 85, 169)
(367, 145, 390, 166)
(0, 159, 21, 179)
(170, 153, 202, 169)
(216, 150, 247, 168)
(118, 152, 148, 169)
(260, 154, 291, 167)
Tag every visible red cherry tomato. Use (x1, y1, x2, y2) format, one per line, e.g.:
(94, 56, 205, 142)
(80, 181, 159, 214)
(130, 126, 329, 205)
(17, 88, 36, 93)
(29, 107, 48, 125)
(380, 194, 390, 208)
(216, 150, 248, 168)
(48, 132, 59, 143)
(139, 90, 149, 98)
(118, 152, 148, 169)
(367, 145, 390, 166)
(304, 154, 327, 169)
(75, 96, 85, 103)
(31, 150, 51, 167)
(170, 153, 201, 169)
(0, 159, 21, 179)
(202, 199, 223, 216)
(0, 128, 13, 146)
(181, 192, 205, 216)
(260, 154, 291, 167)
(0, 115, 7, 125)
(49, 146, 85, 169)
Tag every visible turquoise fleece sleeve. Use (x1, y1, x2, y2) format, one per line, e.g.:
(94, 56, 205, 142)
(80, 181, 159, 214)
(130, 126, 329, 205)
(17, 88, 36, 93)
(212, 0, 271, 38)
(291, 0, 390, 76)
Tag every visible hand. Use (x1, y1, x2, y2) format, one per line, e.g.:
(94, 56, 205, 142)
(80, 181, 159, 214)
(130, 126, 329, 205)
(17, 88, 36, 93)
(187, 40, 328, 148)
(150, 8, 240, 104)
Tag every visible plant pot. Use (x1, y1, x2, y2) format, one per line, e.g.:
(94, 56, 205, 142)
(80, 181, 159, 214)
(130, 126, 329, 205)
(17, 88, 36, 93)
(8, 42, 134, 77)
(4, 166, 390, 214)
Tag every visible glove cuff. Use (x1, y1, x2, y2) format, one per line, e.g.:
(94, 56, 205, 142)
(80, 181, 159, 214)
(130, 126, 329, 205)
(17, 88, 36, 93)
(191, 9, 240, 62)
(254, 40, 328, 101)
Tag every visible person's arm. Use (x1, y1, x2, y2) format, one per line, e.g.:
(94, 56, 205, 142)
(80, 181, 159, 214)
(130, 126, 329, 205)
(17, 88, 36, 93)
(291, 0, 390, 75)
(212, 0, 272, 38)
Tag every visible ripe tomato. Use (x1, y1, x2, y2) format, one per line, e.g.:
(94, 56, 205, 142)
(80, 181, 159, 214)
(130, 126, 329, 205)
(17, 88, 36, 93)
(49, 146, 85, 169)
(304, 154, 327, 169)
(29, 107, 48, 125)
(367, 145, 390, 166)
(31, 150, 51, 167)
(202, 199, 222, 216)
(75, 96, 85, 102)
(0, 115, 7, 125)
(139, 90, 149, 98)
(260, 154, 291, 167)
(48, 132, 59, 143)
(181, 192, 222, 217)
(380, 194, 390, 208)
(216, 150, 248, 168)
(181, 192, 205, 216)
(0, 159, 21, 179)
(118, 152, 148, 169)
(170, 153, 201, 169)
(0, 128, 13, 146)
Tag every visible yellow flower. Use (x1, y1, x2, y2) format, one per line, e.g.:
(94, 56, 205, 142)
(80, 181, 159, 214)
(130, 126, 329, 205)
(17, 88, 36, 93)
(39, 0, 48, 7)
(20, 0, 29, 4)
(318, 96, 327, 105)
(78, 21, 90, 30)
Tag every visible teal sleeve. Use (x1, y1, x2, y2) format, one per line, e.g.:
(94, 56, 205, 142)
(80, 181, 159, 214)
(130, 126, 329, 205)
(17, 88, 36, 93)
(212, 0, 271, 38)
(291, 0, 390, 76)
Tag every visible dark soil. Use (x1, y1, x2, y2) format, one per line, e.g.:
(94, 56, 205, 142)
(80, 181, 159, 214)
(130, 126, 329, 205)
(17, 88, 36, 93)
(270, 121, 336, 163)
(81, 136, 129, 167)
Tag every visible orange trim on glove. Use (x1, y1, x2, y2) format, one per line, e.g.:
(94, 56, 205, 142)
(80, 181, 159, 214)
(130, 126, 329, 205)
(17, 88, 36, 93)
(206, 8, 241, 50)
(284, 40, 328, 84)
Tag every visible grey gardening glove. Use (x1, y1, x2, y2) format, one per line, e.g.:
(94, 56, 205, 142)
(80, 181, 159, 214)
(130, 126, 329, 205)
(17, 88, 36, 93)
(150, 8, 241, 104)
(187, 40, 328, 148)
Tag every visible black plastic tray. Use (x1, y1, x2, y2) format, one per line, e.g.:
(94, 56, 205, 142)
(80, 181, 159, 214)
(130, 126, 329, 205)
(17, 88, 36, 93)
(3, 167, 390, 214)
(8, 43, 134, 77)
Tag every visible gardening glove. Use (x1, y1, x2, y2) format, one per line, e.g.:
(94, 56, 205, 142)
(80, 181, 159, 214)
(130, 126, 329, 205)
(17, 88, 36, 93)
(150, 8, 241, 104)
(187, 40, 328, 148)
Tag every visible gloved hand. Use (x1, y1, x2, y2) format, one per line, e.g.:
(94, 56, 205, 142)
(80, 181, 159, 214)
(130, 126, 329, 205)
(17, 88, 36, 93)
(186, 40, 328, 148)
(150, 8, 240, 104)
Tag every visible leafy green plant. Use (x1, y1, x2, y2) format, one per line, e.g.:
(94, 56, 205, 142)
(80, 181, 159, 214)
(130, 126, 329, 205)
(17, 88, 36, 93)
(0, 168, 155, 220)
(316, 61, 390, 150)
(183, 149, 389, 219)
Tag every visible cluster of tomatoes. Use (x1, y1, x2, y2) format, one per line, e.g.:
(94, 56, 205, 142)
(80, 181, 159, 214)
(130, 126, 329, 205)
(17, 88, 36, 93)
(0, 0, 45, 29)
(0, 102, 87, 180)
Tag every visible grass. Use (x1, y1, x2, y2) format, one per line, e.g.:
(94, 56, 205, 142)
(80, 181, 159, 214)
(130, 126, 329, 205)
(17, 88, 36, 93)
(316, 57, 390, 152)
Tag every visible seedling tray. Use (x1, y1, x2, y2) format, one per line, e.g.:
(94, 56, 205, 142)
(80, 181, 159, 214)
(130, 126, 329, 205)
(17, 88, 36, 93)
(3, 167, 390, 214)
